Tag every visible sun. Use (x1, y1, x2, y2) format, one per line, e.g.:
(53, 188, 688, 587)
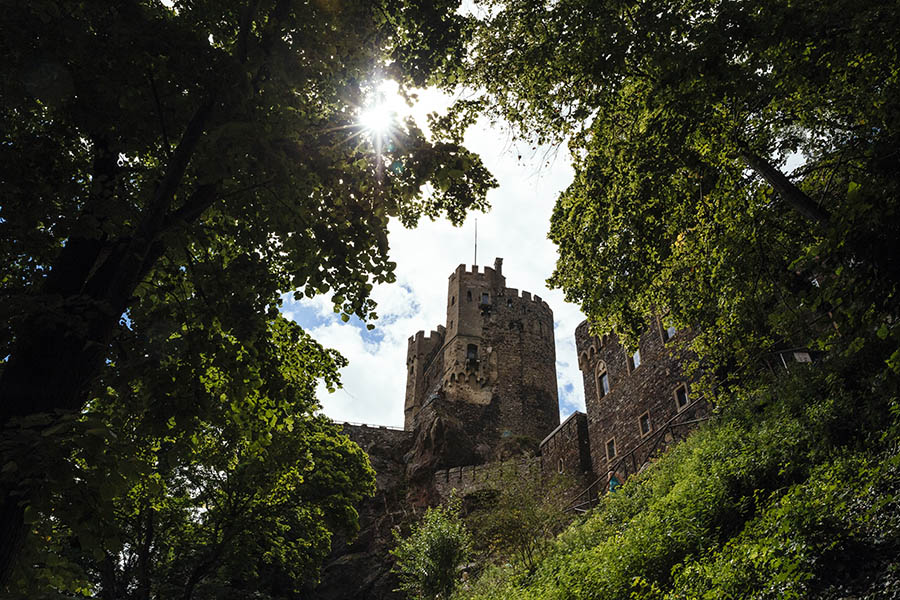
(359, 96, 395, 137)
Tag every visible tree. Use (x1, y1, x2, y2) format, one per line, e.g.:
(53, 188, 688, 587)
(2, 315, 376, 599)
(391, 499, 473, 600)
(0, 0, 495, 579)
(460, 0, 900, 373)
(468, 472, 572, 573)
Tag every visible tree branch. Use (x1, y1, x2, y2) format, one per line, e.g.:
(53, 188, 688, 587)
(739, 145, 831, 225)
(148, 73, 172, 158)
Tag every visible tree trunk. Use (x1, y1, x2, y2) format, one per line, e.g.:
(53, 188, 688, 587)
(740, 148, 831, 225)
(0, 95, 216, 585)
(137, 500, 155, 600)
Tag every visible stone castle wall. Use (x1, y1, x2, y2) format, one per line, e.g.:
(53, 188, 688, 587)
(432, 455, 542, 500)
(539, 411, 593, 490)
(405, 328, 445, 427)
(404, 258, 559, 458)
(575, 319, 709, 481)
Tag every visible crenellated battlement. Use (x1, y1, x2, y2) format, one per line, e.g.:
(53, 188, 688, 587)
(496, 287, 552, 312)
(432, 455, 542, 500)
(408, 325, 446, 346)
(449, 257, 506, 287)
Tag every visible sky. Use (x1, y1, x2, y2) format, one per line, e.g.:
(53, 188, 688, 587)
(281, 84, 588, 428)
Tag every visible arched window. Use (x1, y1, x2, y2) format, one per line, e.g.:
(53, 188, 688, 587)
(467, 290, 472, 302)
(595, 361, 610, 399)
(557, 458, 564, 474)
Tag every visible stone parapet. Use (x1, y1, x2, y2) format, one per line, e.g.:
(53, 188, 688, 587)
(432, 455, 542, 500)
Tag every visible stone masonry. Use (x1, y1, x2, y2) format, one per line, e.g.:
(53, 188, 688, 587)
(571, 318, 710, 487)
(405, 258, 560, 464)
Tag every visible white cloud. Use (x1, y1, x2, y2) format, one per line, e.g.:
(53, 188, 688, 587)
(284, 98, 588, 427)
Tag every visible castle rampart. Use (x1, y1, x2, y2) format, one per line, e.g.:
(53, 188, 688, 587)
(432, 455, 542, 500)
(540, 411, 593, 490)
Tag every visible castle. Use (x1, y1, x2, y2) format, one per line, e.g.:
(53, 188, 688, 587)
(313, 259, 709, 599)
(404, 257, 560, 463)
(399, 257, 708, 499)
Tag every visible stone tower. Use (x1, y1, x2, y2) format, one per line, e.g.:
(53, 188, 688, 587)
(404, 258, 560, 460)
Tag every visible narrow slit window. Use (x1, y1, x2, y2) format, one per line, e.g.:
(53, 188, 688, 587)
(606, 438, 616, 460)
(639, 412, 651, 436)
(467, 290, 472, 302)
(628, 348, 641, 372)
(675, 384, 690, 410)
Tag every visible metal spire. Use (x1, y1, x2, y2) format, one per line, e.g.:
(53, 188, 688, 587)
(474, 218, 478, 266)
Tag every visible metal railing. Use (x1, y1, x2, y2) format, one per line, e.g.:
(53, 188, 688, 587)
(567, 401, 710, 514)
(340, 421, 407, 432)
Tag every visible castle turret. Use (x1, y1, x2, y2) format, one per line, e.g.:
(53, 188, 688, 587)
(404, 326, 445, 429)
(405, 258, 560, 460)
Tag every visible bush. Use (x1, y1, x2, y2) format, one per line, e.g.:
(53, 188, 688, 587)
(392, 497, 474, 600)
(454, 356, 900, 600)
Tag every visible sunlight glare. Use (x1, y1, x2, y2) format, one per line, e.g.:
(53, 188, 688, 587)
(359, 98, 394, 136)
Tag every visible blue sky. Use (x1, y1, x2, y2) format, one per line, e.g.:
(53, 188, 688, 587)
(282, 86, 587, 427)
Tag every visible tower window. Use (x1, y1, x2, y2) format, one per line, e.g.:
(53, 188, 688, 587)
(628, 348, 641, 372)
(467, 290, 472, 302)
(410, 365, 414, 376)
(606, 438, 616, 460)
(557, 458, 564, 474)
(481, 292, 490, 304)
(507, 298, 513, 307)
(595, 361, 610, 399)
(639, 411, 651, 436)
(674, 384, 690, 411)
(466, 344, 478, 369)
(451, 296, 455, 306)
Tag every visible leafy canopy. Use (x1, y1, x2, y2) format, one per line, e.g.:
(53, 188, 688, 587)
(460, 0, 900, 374)
(0, 0, 495, 588)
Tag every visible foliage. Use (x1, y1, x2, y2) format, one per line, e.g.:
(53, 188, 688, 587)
(392, 497, 474, 600)
(452, 342, 900, 600)
(449, 3, 900, 597)
(467, 471, 572, 572)
(460, 0, 900, 375)
(1, 315, 376, 599)
(0, 0, 494, 583)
